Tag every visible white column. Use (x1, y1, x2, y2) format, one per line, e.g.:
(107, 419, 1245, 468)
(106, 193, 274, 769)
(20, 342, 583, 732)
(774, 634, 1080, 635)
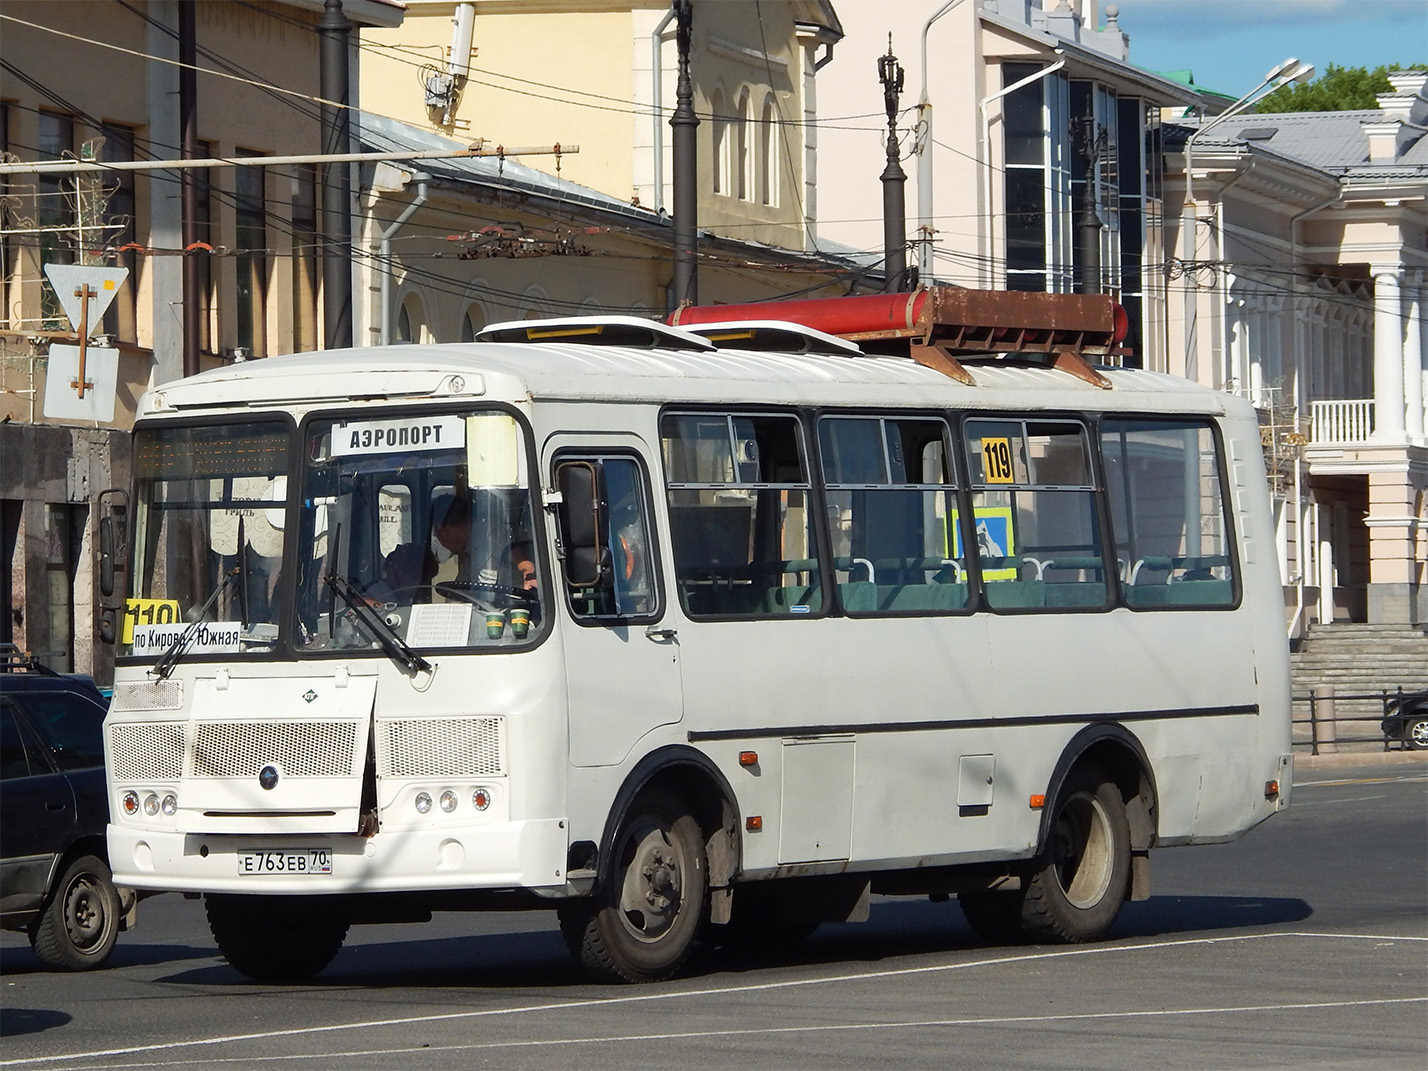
(1371, 264, 1406, 440)
(1404, 272, 1424, 443)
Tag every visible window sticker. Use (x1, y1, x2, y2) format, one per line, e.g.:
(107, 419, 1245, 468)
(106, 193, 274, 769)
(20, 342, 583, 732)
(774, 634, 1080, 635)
(331, 415, 467, 457)
(949, 506, 1017, 581)
(130, 622, 242, 655)
(980, 437, 1016, 484)
(122, 598, 181, 644)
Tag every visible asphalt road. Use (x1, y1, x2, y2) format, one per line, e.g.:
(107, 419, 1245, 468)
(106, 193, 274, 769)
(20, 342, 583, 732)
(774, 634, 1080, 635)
(3, 757, 1425, 1070)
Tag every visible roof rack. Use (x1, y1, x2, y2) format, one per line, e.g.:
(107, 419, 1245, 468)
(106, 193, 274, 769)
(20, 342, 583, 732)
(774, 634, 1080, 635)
(669, 288, 1127, 389)
(0, 643, 61, 676)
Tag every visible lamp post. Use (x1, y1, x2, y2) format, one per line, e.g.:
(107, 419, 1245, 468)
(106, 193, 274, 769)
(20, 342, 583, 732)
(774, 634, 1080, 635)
(879, 38, 908, 294)
(1179, 57, 1314, 384)
(914, 0, 967, 283)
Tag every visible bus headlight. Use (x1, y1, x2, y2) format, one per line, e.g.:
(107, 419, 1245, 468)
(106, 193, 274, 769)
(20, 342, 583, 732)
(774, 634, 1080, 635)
(143, 793, 160, 816)
(161, 793, 178, 816)
(415, 791, 433, 814)
(439, 790, 459, 813)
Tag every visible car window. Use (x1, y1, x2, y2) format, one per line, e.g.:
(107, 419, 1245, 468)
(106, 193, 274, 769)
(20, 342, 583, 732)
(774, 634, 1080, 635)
(9, 692, 106, 771)
(1, 701, 35, 780)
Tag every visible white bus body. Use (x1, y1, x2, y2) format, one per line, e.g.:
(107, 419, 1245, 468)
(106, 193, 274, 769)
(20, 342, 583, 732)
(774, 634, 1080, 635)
(104, 322, 1291, 982)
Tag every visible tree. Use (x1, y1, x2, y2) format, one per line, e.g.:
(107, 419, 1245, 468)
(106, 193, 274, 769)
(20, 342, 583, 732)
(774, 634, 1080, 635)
(1256, 63, 1421, 113)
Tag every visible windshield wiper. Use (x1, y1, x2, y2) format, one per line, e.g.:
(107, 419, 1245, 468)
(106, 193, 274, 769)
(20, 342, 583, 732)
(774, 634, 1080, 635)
(324, 572, 432, 676)
(151, 567, 240, 681)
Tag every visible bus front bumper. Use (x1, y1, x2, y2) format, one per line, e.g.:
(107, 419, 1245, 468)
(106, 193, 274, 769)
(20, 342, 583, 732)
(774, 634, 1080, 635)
(107, 818, 570, 896)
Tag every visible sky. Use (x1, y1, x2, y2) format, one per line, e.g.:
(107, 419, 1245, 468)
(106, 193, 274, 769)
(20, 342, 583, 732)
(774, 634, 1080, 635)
(1109, 0, 1427, 98)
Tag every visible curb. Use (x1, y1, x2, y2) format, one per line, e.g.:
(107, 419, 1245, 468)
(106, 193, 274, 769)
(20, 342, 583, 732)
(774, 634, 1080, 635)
(1293, 749, 1427, 768)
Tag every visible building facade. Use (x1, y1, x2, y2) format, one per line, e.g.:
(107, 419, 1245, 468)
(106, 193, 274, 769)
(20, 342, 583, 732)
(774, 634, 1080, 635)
(1165, 72, 1428, 628)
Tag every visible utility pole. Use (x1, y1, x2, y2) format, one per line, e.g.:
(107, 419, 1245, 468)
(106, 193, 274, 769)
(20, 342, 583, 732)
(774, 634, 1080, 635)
(319, 0, 353, 349)
(878, 37, 909, 294)
(179, 0, 199, 377)
(669, 0, 698, 310)
(1073, 113, 1104, 295)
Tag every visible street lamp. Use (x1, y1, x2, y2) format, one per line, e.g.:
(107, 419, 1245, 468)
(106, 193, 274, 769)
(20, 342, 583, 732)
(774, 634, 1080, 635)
(1183, 57, 1315, 209)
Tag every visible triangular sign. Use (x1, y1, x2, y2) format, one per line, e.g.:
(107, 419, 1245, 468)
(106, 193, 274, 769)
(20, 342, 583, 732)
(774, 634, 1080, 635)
(43, 264, 130, 333)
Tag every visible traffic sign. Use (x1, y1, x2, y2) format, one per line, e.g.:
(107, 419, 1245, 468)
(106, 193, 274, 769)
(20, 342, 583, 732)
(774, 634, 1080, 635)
(42, 264, 129, 332)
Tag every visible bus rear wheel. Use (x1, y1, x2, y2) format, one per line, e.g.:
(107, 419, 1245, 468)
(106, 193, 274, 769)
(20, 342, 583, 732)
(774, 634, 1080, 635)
(559, 790, 706, 983)
(1020, 766, 1130, 943)
(205, 894, 350, 981)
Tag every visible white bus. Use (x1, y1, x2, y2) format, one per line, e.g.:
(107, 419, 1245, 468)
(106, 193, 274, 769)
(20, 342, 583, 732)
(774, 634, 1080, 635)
(102, 307, 1291, 984)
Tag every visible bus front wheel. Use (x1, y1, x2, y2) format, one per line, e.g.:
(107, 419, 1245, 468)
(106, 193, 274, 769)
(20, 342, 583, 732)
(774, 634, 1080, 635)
(1020, 766, 1130, 943)
(559, 790, 706, 983)
(205, 894, 350, 981)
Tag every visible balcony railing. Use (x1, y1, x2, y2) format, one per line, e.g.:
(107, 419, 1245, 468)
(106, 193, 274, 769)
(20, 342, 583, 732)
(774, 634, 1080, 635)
(1311, 399, 1374, 444)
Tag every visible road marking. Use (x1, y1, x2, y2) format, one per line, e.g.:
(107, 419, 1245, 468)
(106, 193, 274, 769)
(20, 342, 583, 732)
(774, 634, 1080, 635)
(7, 931, 1425, 1068)
(1295, 774, 1428, 788)
(61, 996, 1428, 1067)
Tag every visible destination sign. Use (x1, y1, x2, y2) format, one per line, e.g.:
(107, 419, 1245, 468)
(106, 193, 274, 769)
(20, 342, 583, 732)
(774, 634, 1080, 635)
(131, 622, 242, 655)
(332, 416, 466, 457)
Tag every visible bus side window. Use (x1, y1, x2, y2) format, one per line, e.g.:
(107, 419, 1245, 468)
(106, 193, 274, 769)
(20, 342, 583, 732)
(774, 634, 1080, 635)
(554, 455, 660, 622)
(1101, 419, 1237, 609)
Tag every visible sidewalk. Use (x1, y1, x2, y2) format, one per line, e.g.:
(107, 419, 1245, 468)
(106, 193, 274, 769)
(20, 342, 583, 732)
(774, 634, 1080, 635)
(1294, 748, 1427, 769)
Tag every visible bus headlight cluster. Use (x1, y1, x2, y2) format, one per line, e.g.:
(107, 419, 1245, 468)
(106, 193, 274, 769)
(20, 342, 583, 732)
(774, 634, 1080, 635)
(410, 787, 495, 814)
(123, 790, 178, 818)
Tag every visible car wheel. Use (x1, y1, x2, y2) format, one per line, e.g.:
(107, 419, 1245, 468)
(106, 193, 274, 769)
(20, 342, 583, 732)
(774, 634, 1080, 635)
(1406, 716, 1428, 751)
(30, 854, 121, 971)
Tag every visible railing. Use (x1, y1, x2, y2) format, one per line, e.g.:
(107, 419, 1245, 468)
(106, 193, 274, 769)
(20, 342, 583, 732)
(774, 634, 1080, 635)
(1292, 685, 1423, 754)
(1310, 399, 1375, 444)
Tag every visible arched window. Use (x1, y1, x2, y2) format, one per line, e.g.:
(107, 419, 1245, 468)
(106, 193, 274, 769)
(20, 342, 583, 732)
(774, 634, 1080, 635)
(711, 88, 730, 195)
(396, 293, 425, 343)
(460, 303, 486, 342)
(735, 87, 751, 201)
(759, 95, 779, 207)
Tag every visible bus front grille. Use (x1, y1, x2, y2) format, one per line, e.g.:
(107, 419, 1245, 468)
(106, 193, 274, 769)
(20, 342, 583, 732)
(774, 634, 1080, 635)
(192, 721, 359, 778)
(377, 716, 506, 778)
(110, 722, 186, 780)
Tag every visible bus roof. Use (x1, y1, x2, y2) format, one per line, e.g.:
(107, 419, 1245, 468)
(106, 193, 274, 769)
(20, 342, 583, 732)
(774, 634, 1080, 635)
(140, 341, 1230, 420)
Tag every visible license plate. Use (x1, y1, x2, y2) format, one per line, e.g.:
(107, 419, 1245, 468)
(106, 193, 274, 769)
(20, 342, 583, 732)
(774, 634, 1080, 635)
(237, 849, 333, 875)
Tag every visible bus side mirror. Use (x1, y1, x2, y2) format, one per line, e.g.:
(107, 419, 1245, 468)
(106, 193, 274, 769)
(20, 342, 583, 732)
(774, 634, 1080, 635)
(97, 488, 129, 644)
(555, 461, 608, 588)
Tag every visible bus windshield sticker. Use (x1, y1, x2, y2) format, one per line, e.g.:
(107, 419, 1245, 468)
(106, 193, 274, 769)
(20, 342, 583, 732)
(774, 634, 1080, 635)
(406, 604, 474, 647)
(131, 622, 242, 655)
(332, 416, 467, 457)
(980, 437, 1016, 484)
(122, 598, 181, 644)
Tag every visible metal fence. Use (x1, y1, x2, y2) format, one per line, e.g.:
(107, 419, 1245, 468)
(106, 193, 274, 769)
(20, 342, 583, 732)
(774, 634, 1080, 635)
(1292, 686, 1422, 755)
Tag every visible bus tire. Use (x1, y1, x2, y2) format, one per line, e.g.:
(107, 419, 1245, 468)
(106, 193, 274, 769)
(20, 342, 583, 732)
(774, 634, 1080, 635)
(205, 894, 350, 981)
(956, 890, 1029, 946)
(1020, 766, 1130, 943)
(30, 854, 122, 971)
(558, 789, 706, 983)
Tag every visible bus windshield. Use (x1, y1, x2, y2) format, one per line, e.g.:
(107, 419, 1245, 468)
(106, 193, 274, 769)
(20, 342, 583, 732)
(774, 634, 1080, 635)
(295, 410, 544, 653)
(122, 420, 291, 660)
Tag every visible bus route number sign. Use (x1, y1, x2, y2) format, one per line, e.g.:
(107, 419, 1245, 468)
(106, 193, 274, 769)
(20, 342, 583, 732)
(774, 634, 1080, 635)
(122, 598, 181, 644)
(980, 437, 1016, 484)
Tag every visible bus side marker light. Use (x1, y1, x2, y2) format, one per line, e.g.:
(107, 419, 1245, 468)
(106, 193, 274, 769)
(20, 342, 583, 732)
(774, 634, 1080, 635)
(1029, 795, 1046, 810)
(1265, 780, 1279, 800)
(739, 751, 758, 767)
(746, 816, 762, 832)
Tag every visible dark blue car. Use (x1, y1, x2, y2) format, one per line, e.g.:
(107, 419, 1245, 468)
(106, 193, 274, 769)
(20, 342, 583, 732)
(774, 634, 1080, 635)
(1, 649, 130, 969)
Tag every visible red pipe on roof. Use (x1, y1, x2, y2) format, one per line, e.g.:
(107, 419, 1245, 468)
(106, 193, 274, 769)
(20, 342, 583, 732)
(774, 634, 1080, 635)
(669, 291, 928, 337)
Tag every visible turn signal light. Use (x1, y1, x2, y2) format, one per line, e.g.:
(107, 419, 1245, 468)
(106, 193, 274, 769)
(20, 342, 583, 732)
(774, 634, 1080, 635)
(1265, 780, 1280, 800)
(1029, 794, 1046, 810)
(122, 791, 139, 816)
(746, 816, 763, 832)
(739, 751, 758, 767)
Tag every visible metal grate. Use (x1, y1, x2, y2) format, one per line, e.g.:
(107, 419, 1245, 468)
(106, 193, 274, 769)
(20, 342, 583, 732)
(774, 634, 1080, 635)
(191, 721, 358, 778)
(109, 722, 186, 780)
(377, 717, 505, 778)
(112, 680, 184, 711)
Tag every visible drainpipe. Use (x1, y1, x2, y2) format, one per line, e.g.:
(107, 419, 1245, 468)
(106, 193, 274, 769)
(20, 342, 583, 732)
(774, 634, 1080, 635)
(1287, 187, 1343, 638)
(979, 58, 1065, 289)
(650, 6, 676, 215)
(914, 0, 966, 283)
(377, 173, 430, 347)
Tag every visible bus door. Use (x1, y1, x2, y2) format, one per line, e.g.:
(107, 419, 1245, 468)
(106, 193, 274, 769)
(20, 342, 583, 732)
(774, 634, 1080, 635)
(546, 438, 682, 768)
